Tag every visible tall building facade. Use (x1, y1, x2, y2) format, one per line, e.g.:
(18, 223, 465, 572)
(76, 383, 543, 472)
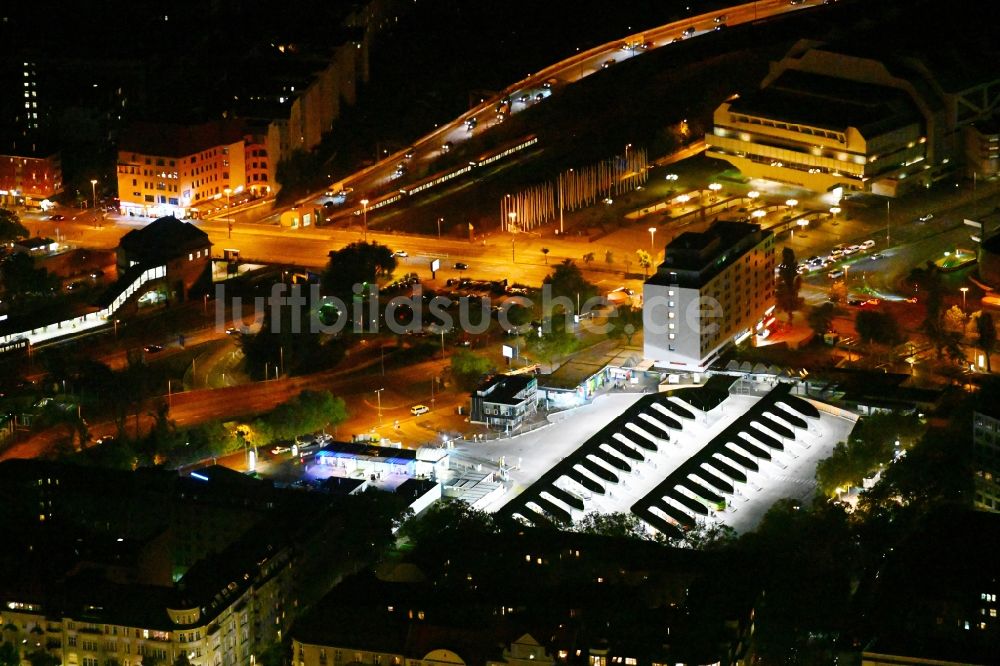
(973, 408, 1000, 513)
(643, 222, 775, 372)
(115, 120, 269, 219)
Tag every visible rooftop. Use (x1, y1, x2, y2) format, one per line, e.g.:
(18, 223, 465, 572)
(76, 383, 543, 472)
(118, 216, 211, 264)
(475, 374, 537, 405)
(646, 221, 770, 290)
(733, 70, 920, 137)
(118, 119, 255, 158)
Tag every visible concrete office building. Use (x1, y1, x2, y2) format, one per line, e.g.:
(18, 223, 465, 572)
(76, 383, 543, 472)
(707, 36, 1000, 196)
(973, 408, 1000, 513)
(643, 222, 774, 372)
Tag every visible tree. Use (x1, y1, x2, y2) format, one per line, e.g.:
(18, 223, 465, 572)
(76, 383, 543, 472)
(913, 262, 949, 358)
(977, 311, 996, 372)
(321, 241, 396, 303)
(608, 304, 642, 345)
(635, 249, 653, 278)
(574, 511, 651, 539)
(807, 302, 836, 337)
(775, 247, 803, 323)
(0, 208, 29, 243)
(529, 317, 579, 370)
(542, 260, 596, 314)
(828, 280, 847, 305)
(855, 309, 902, 348)
(0, 643, 20, 666)
(450, 350, 494, 391)
(0, 252, 59, 304)
(943, 305, 967, 334)
(541, 247, 550, 264)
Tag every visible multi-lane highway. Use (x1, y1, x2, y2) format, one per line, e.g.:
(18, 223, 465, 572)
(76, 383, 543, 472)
(301, 0, 828, 218)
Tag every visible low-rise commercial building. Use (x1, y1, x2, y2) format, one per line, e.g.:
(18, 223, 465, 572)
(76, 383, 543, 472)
(643, 221, 774, 372)
(470, 374, 538, 432)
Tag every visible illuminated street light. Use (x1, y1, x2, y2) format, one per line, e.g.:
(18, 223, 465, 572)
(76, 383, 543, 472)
(830, 206, 841, 216)
(648, 227, 657, 253)
(360, 198, 370, 242)
(676, 194, 690, 204)
(961, 286, 969, 312)
(747, 190, 759, 200)
(224, 187, 232, 238)
(708, 182, 722, 202)
(751, 209, 767, 219)
(785, 198, 798, 209)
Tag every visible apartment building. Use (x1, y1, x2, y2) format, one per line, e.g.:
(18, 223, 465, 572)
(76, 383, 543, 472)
(643, 221, 775, 372)
(0, 149, 62, 209)
(115, 120, 270, 219)
(974, 408, 1000, 513)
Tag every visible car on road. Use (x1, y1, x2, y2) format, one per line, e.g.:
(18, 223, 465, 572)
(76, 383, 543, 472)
(465, 118, 477, 131)
(714, 14, 727, 23)
(542, 78, 558, 89)
(225, 327, 240, 336)
(143, 344, 164, 353)
(602, 59, 615, 68)
(271, 444, 291, 455)
(411, 404, 430, 416)
(442, 141, 453, 153)
(394, 250, 408, 258)
(48, 214, 64, 221)
(860, 239, 876, 249)
(828, 269, 845, 279)
(453, 262, 469, 270)
(682, 26, 696, 37)
(870, 252, 884, 260)
(404, 149, 415, 160)
(848, 299, 864, 307)
(714, 23, 727, 31)
(65, 281, 84, 291)
(917, 213, 934, 223)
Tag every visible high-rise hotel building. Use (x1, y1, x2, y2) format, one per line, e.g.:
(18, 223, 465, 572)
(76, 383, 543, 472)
(643, 221, 775, 372)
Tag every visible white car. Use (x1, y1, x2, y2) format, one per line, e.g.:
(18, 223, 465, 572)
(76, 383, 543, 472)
(860, 239, 875, 249)
(410, 404, 430, 416)
(394, 250, 408, 258)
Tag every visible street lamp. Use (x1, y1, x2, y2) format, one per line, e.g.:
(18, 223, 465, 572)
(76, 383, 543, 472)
(90, 179, 98, 210)
(374, 387, 384, 424)
(224, 187, 232, 238)
(785, 198, 798, 211)
(708, 182, 722, 201)
(360, 198, 369, 242)
(648, 227, 657, 253)
(961, 286, 969, 312)
(751, 209, 767, 220)
(437, 217, 443, 238)
(508, 211, 518, 263)
(676, 194, 690, 205)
